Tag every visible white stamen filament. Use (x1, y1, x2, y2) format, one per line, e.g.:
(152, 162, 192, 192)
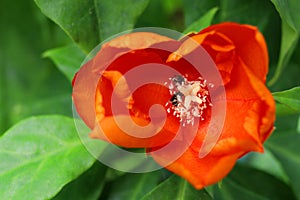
(165, 75, 212, 126)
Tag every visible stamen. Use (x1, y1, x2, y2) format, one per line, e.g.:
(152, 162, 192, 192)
(165, 75, 212, 126)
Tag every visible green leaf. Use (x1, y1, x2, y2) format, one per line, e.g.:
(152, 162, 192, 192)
(268, 0, 300, 86)
(141, 175, 212, 200)
(0, 0, 71, 134)
(53, 161, 106, 200)
(265, 133, 300, 199)
(183, 7, 218, 34)
(227, 164, 296, 200)
(0, 115, 97, 200)
(241, 150, 289, 183)
(43, 45, 86, 82)
(276, 103, 300, 116)
(273, 87, 300, 115)
(34, 0, 150, 53)
(183, 0, 218, 27)
(94, 0, 150, 41)
(213, 178, 267, 200)
(269, 0, 300, 36)
(102, 171, 163, 200)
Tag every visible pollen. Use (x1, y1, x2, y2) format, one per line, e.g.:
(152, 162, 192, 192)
(165, 75, 213, 126)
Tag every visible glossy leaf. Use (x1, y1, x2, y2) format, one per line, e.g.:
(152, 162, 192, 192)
(43, 45, 86, 82)
(34, 0, 150, 53)
(275, 104, 300, 116)
(94, 0, 150, 41)
(0, 0, 71, 134)
(213, 178, 267, 200)
(102, 171, 163, 200)
(183, 7, 218, 34)
(268, 0, 300, 86)
(228, 164, 296, 200)
(241, 150, 289, 183)
(265, 133, 300, 199)
(0, 116, 96, 199)
(273, 87, 300, 115)
(141, 175, 212, 200)
(53, 161, 106, 200)
(183, 0, 218, 27)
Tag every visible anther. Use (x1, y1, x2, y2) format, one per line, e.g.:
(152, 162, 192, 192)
(165, 75, 212, 126)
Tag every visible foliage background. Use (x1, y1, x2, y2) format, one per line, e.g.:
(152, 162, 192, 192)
(0, 0, 300, 199)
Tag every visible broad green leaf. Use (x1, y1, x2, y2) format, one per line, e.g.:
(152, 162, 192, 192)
(270, 60, 300, 92)
(273, 87, 300, 115)
(141, 175, 212, 200)
(43, 45, 86, 82)
(265, 133, 300, 199)
(34, 0, 99, 53)
(215, 0, 278, 29)
(182, 0, 219, 27)
(227, 164, 296, 200)
(269, 0, 300, 35)
(102, 171, 163, 200)
(241, 150, 289, 183)
(276, 103, 300, 116)
(94, 0, 150, 42)
(0, 116, 97, 200)
(268, 0, 300, 86)
(0, 0, 71, 134)
(34, 0, 150, 53)
(213, 178, 267, 200)
(275, 116, 300, 135)
(104, 168, 126, 182)
(53, 161, 106, 200)
(183, 7, 218, 34)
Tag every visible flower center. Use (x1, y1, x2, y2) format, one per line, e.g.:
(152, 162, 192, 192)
(165, 75, 213, 126)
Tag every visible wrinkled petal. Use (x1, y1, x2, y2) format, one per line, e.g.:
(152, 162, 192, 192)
(90, 115, 175, 148)
(73, 32, 174, 125)
(150, 23, 274, 189)
(167, 31, 235, 85)
(92, 32, 173, 74)
(151, 144, 243, 189)
(200, 22, 269, 82)
(73, 23, 275, 190)
(73, 32, 184, 148)
(72, 59, 99, 129)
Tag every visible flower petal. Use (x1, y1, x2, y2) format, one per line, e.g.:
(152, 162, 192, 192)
(90, 115, 175, 148)
(151, 144, 243, 189)
(167, 31, 235, 85)
(150, 23, 274, 189)
(193, 57, 275, 156)
(200, 22, 269, 82)
(73, 32, 176, 131)
(72, 59, 99, 129)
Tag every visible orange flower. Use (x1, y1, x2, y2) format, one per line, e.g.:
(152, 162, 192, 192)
(72, 22, 275, 189)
